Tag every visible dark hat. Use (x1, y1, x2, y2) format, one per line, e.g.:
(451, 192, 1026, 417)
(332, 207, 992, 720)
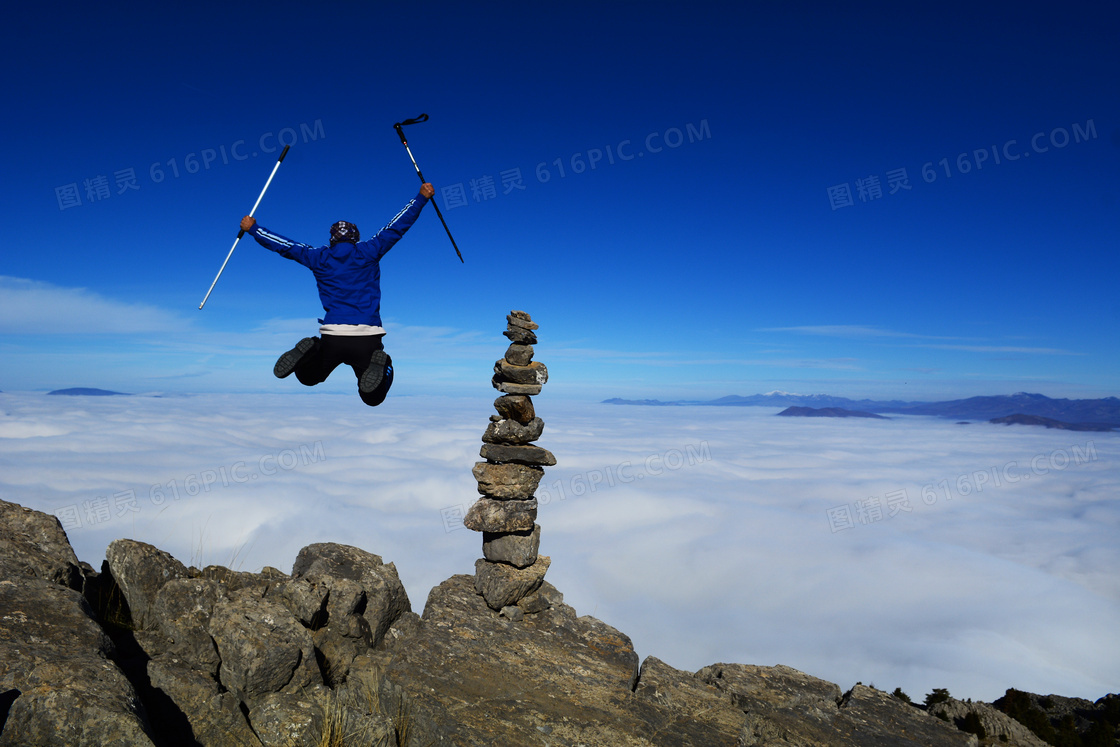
(329, 221, 359, 246)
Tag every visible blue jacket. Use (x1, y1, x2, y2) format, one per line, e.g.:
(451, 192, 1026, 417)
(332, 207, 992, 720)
(249, 192, 428, 326)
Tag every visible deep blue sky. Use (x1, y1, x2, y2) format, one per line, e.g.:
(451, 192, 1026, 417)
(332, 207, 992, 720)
(2, 1, 1117, 401)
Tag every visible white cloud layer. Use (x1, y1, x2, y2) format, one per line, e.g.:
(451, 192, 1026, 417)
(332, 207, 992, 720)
(0, 391, 1116, 703)
(0, 276, 191, 335)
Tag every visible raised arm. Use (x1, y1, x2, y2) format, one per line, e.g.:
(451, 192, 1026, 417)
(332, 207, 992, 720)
(241, 216, 315, 266)
(364, 184, 433, 261)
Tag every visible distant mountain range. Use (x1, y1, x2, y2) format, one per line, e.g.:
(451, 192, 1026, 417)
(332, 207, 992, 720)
(777, 406, 887, 419)
(47, 388, 129, 396)
(603, 392, 1120, 428)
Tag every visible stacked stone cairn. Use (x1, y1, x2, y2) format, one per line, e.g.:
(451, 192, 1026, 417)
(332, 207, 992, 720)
(464, 310, 557, 619)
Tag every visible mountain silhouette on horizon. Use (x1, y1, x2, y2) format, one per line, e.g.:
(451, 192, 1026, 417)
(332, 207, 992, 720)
(604, 392, 1120, 427)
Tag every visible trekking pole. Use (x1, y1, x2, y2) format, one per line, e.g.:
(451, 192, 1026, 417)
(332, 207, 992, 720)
(393, 114, 464, 263)
(199, 144, 291, 309)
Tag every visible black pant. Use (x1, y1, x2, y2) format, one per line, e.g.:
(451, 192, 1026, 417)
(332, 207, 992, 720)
(294, 334, 393, 407)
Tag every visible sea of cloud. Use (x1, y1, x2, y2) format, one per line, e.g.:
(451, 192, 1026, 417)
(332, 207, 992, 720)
(1, 390, 1116, 703)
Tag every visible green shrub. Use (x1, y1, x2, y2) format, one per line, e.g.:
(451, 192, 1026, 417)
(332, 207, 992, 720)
(925, 688, 951, 707)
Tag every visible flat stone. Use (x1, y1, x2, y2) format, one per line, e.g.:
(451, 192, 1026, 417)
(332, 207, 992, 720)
(483, 524, 541, 568)
(502, 326, 538, 345)
(480, 442, 556, 466)
(506, 314, 539, 331)
(483, 416, 545, 445)
(493, 380, 543, 395)
(494, 395, 535, 424)
(504, 343, 534, 366)
(474, 555, 551, 610)
(509, 309, 534, 323)
(494, 359, 548, 386)
(473, 462, 544, 499)
(463, 498, 537, 533)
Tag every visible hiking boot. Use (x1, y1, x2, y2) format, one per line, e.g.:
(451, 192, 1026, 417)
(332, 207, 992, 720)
(274, 337, 318, 379)
(359, 350, 391, 393)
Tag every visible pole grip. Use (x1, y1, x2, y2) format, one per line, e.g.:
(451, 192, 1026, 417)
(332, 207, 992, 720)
(394, 124, 407, 145)
(278, 144, 290, 162)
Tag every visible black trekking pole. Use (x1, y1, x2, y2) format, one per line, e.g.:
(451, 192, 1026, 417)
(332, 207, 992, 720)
(393, 114, 464, 263)
(200, 144, 291, 309)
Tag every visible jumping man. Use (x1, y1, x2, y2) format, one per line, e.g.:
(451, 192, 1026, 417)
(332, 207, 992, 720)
(241, 182, 435, 406)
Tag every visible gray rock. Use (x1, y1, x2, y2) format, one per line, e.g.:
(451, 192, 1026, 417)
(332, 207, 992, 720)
(311, 610, 375, 687)
(504, 343, 534, 365)
(696, 665, 976, 746)
(633, 656, 753, 745)
(268, 577, 328, 629)
(463, 497, 538, 533)
(105, 539, 188, 630)
(493, 359, 548, 386)
(480, 442, 556, 466)
(151, 578, 226, 676)
(290, 543, 411, 648)
(146, 655, 262, 746)
(377, 610, 422, 653)
(208, 593, 321, 702)
(515, 588, 551, 614)
(474, 555, 551, 610)
(929, 697, 1049, 746)
(472, 461, 544, 499)
(0, 577, 156, 747)
(493, 394, 535, 424)
(499, 605, 525, 621)
(482, 416, 545, 445)
(502, 326, 538, 345)
(386, 573, 648, 746)
(0, 497, 83, 590)
(247, 687, 331, 747)
(483, 524, 541, 568)
(838, 685, 978, 745)
(198, 564, 281, 594)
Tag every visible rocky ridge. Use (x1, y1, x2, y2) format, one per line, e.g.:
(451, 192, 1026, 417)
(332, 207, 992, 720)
(2, 311, 1116, 747)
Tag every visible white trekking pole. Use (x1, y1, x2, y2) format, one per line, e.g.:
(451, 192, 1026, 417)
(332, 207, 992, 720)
(199, 143, 290, 309)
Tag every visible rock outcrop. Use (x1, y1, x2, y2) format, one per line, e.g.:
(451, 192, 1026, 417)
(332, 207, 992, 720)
(5, 494, 1118, 747)
(0, 501, 156, 747)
